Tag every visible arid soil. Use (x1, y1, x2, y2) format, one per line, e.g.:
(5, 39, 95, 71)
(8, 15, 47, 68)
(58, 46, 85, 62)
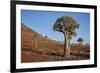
(21, 24, 90, 63)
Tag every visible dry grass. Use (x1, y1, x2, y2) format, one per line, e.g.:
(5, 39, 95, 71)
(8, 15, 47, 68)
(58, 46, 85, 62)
(21, 24, 90, 63)
(21, 45, 90, 63)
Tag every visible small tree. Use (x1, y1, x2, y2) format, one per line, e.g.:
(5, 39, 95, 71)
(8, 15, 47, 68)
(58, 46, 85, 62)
(44, 35, 48, 44)
(32, 33, 38, 49)
(53, 16, 79, 58)
(77, 37, 84, 48)
(44, 35, 48, 39)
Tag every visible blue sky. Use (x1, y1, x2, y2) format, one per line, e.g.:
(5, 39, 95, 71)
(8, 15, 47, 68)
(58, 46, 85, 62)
(21, 10, 90, 44)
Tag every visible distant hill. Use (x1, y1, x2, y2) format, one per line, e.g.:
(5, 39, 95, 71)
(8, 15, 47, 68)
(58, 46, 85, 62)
(21, 23, 90, 63)
(21, 23, 63, 50)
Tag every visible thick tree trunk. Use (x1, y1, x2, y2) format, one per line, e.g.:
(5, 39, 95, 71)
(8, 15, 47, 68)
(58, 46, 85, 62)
(63, 31, 70, 59)
(63, 32, 66, 57)
(68, 38, 70, 56)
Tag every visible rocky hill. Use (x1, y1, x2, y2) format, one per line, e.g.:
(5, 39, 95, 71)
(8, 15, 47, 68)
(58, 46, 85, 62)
(21, 23, 90, 63)
(21, 23, 63, 51)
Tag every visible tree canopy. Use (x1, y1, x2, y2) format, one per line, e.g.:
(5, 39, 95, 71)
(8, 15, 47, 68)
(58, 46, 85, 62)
(53, 16, 80, 33)
(77, 37, 84, 42)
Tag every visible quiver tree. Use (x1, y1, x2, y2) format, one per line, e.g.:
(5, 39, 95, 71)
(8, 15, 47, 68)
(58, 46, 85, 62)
(77, 37, 84, 48)
(32, 33, 38, 49)
(53, 16, 80, 58)
(44, 35, 48, 44)
(44, 35, 48, 39)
